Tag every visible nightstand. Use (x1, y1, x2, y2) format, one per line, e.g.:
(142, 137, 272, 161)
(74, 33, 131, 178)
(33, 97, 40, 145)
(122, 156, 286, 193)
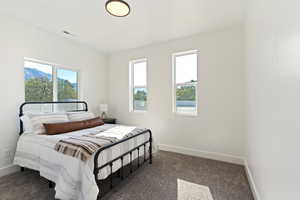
(103, 118, 116, 124)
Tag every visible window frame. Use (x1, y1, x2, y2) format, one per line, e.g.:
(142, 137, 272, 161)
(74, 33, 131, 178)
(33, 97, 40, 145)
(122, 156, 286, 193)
(129, 58, 148, 113)
(24, 58, 80, 102)
(172, 50, 198, 116)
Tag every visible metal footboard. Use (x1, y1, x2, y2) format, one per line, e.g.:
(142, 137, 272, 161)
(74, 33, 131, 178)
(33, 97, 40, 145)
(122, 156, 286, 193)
(93, 129, 152, 200)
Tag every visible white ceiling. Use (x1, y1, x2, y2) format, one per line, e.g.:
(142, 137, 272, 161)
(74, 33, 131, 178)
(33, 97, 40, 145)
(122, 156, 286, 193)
(0, 0, 244, 53)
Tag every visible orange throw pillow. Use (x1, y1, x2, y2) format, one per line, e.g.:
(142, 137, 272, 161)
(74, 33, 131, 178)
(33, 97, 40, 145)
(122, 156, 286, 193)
(43, 117, 104, 135)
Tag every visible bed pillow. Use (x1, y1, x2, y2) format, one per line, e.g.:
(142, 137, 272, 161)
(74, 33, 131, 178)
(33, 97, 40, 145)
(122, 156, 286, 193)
(20, 115, 33, 133)
(25, 113, 69, 135)
(43, 117, 104, 135)
(67, 112, 95, 121)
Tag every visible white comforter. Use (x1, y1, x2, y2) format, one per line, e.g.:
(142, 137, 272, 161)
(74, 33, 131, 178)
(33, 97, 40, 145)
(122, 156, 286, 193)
(14, 124, 150, 200)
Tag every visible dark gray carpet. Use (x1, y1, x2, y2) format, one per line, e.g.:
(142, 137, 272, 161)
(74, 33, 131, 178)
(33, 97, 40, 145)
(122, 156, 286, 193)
(0, 151, 253, 200)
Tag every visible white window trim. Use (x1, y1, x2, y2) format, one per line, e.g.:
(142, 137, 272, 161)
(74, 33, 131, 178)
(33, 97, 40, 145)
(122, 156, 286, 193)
(172, 50, 198, 116)
(129, 58, 148, 113)
(24, 58, 81, 101)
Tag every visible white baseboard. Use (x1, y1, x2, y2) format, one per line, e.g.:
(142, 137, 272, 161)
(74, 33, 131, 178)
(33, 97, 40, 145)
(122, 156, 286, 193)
(158, 144, 244, 165)
(0, 165, 20, 178)
(244, 160, 260, 200)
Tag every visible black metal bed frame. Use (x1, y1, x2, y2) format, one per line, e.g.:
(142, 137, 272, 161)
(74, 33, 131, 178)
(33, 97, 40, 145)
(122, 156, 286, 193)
(18, 101, 152, 200)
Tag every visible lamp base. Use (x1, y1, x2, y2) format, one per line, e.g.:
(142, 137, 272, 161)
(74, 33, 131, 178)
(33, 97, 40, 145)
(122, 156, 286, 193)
(101, 112, 107, 119)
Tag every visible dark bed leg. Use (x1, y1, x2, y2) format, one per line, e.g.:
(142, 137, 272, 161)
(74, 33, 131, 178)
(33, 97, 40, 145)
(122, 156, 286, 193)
(117, 169, 121, 178)
(20, 167, 25, 172)
(49, 181, 55, 189)
(149, 148, 152, 164)
(149, 131, 153, 164)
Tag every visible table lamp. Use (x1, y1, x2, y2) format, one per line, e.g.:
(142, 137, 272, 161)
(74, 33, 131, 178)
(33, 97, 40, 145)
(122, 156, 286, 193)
(100, 104, 108, 119)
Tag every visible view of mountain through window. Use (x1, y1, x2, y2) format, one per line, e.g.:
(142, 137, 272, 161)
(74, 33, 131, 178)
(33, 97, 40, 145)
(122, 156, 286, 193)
(57, 68, 78, 101)
(24, 61, 53, 102)
(24, 60, 79, 104)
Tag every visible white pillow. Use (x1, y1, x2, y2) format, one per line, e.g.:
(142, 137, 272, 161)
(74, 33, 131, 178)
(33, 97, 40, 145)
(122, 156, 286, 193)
(20, 115, 33, 133)
(67, 112, 95, 121)
(23, 113, 69, 135)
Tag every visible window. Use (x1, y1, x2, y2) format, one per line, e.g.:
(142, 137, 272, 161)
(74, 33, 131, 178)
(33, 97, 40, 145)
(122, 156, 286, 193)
(172, 50, 198, 115)
(24, 59, 79, 103)
(57, 68, 79, 101)
(129, 59, 147, 112)
(24, 61, 53, 102)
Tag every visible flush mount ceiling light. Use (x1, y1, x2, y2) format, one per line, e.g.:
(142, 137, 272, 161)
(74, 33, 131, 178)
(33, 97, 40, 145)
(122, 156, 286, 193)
(105, 0, 130, 17)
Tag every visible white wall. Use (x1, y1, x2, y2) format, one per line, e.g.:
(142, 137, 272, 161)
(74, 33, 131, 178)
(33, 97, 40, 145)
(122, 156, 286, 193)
(108, 26, 246, 161)
(0, 15, 107, 169)
(245, 0, 300, 199)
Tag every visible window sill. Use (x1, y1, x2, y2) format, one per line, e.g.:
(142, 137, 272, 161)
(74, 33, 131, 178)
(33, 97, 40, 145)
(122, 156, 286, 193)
(174, 111, 198, 117)
(130, 110, 147, 114)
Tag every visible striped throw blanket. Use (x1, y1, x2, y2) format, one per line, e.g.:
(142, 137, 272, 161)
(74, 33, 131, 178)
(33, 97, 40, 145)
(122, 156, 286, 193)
(54, 126, 148, 162)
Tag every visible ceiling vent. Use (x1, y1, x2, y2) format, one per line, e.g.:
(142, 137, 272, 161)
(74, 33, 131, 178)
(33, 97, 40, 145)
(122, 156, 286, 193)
(62, 30, 75, 36)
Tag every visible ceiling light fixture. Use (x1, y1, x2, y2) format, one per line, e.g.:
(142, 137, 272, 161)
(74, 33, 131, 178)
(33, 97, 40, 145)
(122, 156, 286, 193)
(105, 0, 130, 17)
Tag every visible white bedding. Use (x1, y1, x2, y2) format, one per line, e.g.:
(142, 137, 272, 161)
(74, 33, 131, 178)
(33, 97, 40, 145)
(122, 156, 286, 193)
(14, 124, 150, 200)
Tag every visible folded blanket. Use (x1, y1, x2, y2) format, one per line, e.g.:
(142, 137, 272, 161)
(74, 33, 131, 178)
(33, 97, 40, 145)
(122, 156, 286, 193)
(54, 126, 147, 162)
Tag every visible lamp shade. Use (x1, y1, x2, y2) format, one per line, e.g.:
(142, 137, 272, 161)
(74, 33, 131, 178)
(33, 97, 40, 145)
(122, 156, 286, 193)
(100, 104, 108, 112)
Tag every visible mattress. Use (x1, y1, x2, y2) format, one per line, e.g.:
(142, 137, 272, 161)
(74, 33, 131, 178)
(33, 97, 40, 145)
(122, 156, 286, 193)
(14, 124, 150, 200)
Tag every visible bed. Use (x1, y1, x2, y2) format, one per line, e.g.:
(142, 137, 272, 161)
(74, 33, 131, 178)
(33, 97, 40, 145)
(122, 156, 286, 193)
(13, 101, 152, 200)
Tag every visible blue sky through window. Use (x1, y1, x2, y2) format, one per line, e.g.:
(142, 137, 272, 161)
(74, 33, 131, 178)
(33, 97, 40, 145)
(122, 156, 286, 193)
(176, 53, 197, 84)
(24, 61, 52, 74)
(133, 61, 147, 86)
(57, 68, 77, 84)
(24, 61, 77, 83)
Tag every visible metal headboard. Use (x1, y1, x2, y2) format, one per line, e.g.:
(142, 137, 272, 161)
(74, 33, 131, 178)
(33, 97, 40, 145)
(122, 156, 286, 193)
(19, 101, 88, 135)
